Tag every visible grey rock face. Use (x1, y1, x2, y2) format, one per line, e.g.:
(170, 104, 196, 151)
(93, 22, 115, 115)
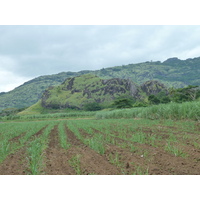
(140, 80, 168, 96)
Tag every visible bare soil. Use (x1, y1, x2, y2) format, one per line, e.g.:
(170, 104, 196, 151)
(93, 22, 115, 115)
(64, 126, 120, 175)
(0, 147, 28, 175)
(43, 126, 75, 175)
(0, 126, 47, 175)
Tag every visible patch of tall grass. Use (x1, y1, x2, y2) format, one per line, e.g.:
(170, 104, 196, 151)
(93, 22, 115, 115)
(3, 110, 96, 121)
(96, 101, 200, 120)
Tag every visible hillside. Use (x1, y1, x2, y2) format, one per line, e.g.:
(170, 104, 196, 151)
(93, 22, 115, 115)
(40, 74, 167, 110)
(41, 74, 141, 109)
(0, 56, 200, 111)
(0, 71, 91, 111)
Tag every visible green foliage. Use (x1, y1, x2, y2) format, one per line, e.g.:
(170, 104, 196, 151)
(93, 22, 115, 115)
(58, 122, 70, 149)
(148, 95, 160, 105)
(27, 124, 55, 175)
(160, 96, 171, 104)
(133, 101, 148, 107)
(112, 98, 133, 109)
(0, 107, 26, 117)
(164, 142, 187, 157)
(69, 155, 82, 175)
(96, 101, 200, 121)
(170, 85, 200, 103)
(83, 102, 102, 111)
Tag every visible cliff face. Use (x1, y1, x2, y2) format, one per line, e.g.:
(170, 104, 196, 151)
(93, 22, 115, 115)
(41, 74, 141, 109)
(41, 74, 168, 109)
(141, 80, 168, 96)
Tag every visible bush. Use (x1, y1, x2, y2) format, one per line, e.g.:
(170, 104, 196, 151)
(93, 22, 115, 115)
(133, 102, 148, 107)
(148, 95, 160, 105)
(83, 102, 102, 111)
(112, 98, 133, 109)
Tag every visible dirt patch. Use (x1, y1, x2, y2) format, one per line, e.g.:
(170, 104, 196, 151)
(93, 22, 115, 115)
(43, 126, 75, 175)
(89, 128, 200, 175)
(0, 147, 29, 175)
(0, 125, 50, 175)
(34, 126, 48, 137)
(65, 126, 120, 175)
(8, 132, 26, 143)
(79, 129, 92, 138)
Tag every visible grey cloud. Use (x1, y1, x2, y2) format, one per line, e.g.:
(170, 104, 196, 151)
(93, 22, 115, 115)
(0, 25, 200, 92)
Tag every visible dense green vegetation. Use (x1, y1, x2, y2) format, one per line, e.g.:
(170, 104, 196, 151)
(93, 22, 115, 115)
(0, 56, 200, 111)
(96, 101, 200, 121)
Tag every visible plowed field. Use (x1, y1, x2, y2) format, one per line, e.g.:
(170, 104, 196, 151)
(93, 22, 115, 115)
(0, 118, 200, 175)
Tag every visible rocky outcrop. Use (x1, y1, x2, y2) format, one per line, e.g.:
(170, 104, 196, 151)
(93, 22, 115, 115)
(140, 80, 168, 96)
(41, 74, 168, 109)
(81, 77, 143, 102)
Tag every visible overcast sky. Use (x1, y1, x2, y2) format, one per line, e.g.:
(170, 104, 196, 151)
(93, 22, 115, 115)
(1, 25, 200, 92)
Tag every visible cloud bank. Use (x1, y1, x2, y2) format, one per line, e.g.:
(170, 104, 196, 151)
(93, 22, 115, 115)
(1, 25, 200, 92)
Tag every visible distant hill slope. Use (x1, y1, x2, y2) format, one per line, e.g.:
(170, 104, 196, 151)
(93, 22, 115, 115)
(34, 74, 168, 111)
(0, 56, 200, 111)
(41, 74, 144, 109)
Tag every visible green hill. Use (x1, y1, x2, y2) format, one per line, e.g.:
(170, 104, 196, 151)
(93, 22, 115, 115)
(19, 74, 167, 114)
(41, 74, 142, 110)
(0, 56, 199, 111)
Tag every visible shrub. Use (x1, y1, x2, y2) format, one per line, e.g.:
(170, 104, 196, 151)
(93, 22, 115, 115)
(83, 102, 102, 111)
(112, 99, 133, 109)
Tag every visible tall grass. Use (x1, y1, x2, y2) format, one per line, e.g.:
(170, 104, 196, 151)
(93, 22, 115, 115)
(96, 101, 200, 120)
(3, 110, 96, 121)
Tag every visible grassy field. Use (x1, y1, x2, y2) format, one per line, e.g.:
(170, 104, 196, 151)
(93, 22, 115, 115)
(0, 115, 200, 175)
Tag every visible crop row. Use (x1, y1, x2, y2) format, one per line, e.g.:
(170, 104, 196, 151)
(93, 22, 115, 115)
(66, 119, 199, 159)
(0, 121, 52, 163)
(1, 118, 200, 175)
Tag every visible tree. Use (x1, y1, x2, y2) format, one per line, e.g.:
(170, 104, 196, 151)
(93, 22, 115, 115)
(148, 95, 160, 105)
(112, 98, 133, 109)
(160, 96, 171, 104)
(83, 102, 102, 111)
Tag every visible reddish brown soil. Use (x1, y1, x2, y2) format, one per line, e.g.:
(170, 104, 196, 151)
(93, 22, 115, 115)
(0, 147, 29, 175)
(43, 126, 120, 175)
(0, 126, 47, 175)
(43, 126, 75, 175)
(89, 127, 200, 175)
(34, 126, 48, 137)
(64, 126, 120, 175)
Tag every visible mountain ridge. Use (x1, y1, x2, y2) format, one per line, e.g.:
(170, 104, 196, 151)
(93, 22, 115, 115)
(0, 56, 200, 111)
